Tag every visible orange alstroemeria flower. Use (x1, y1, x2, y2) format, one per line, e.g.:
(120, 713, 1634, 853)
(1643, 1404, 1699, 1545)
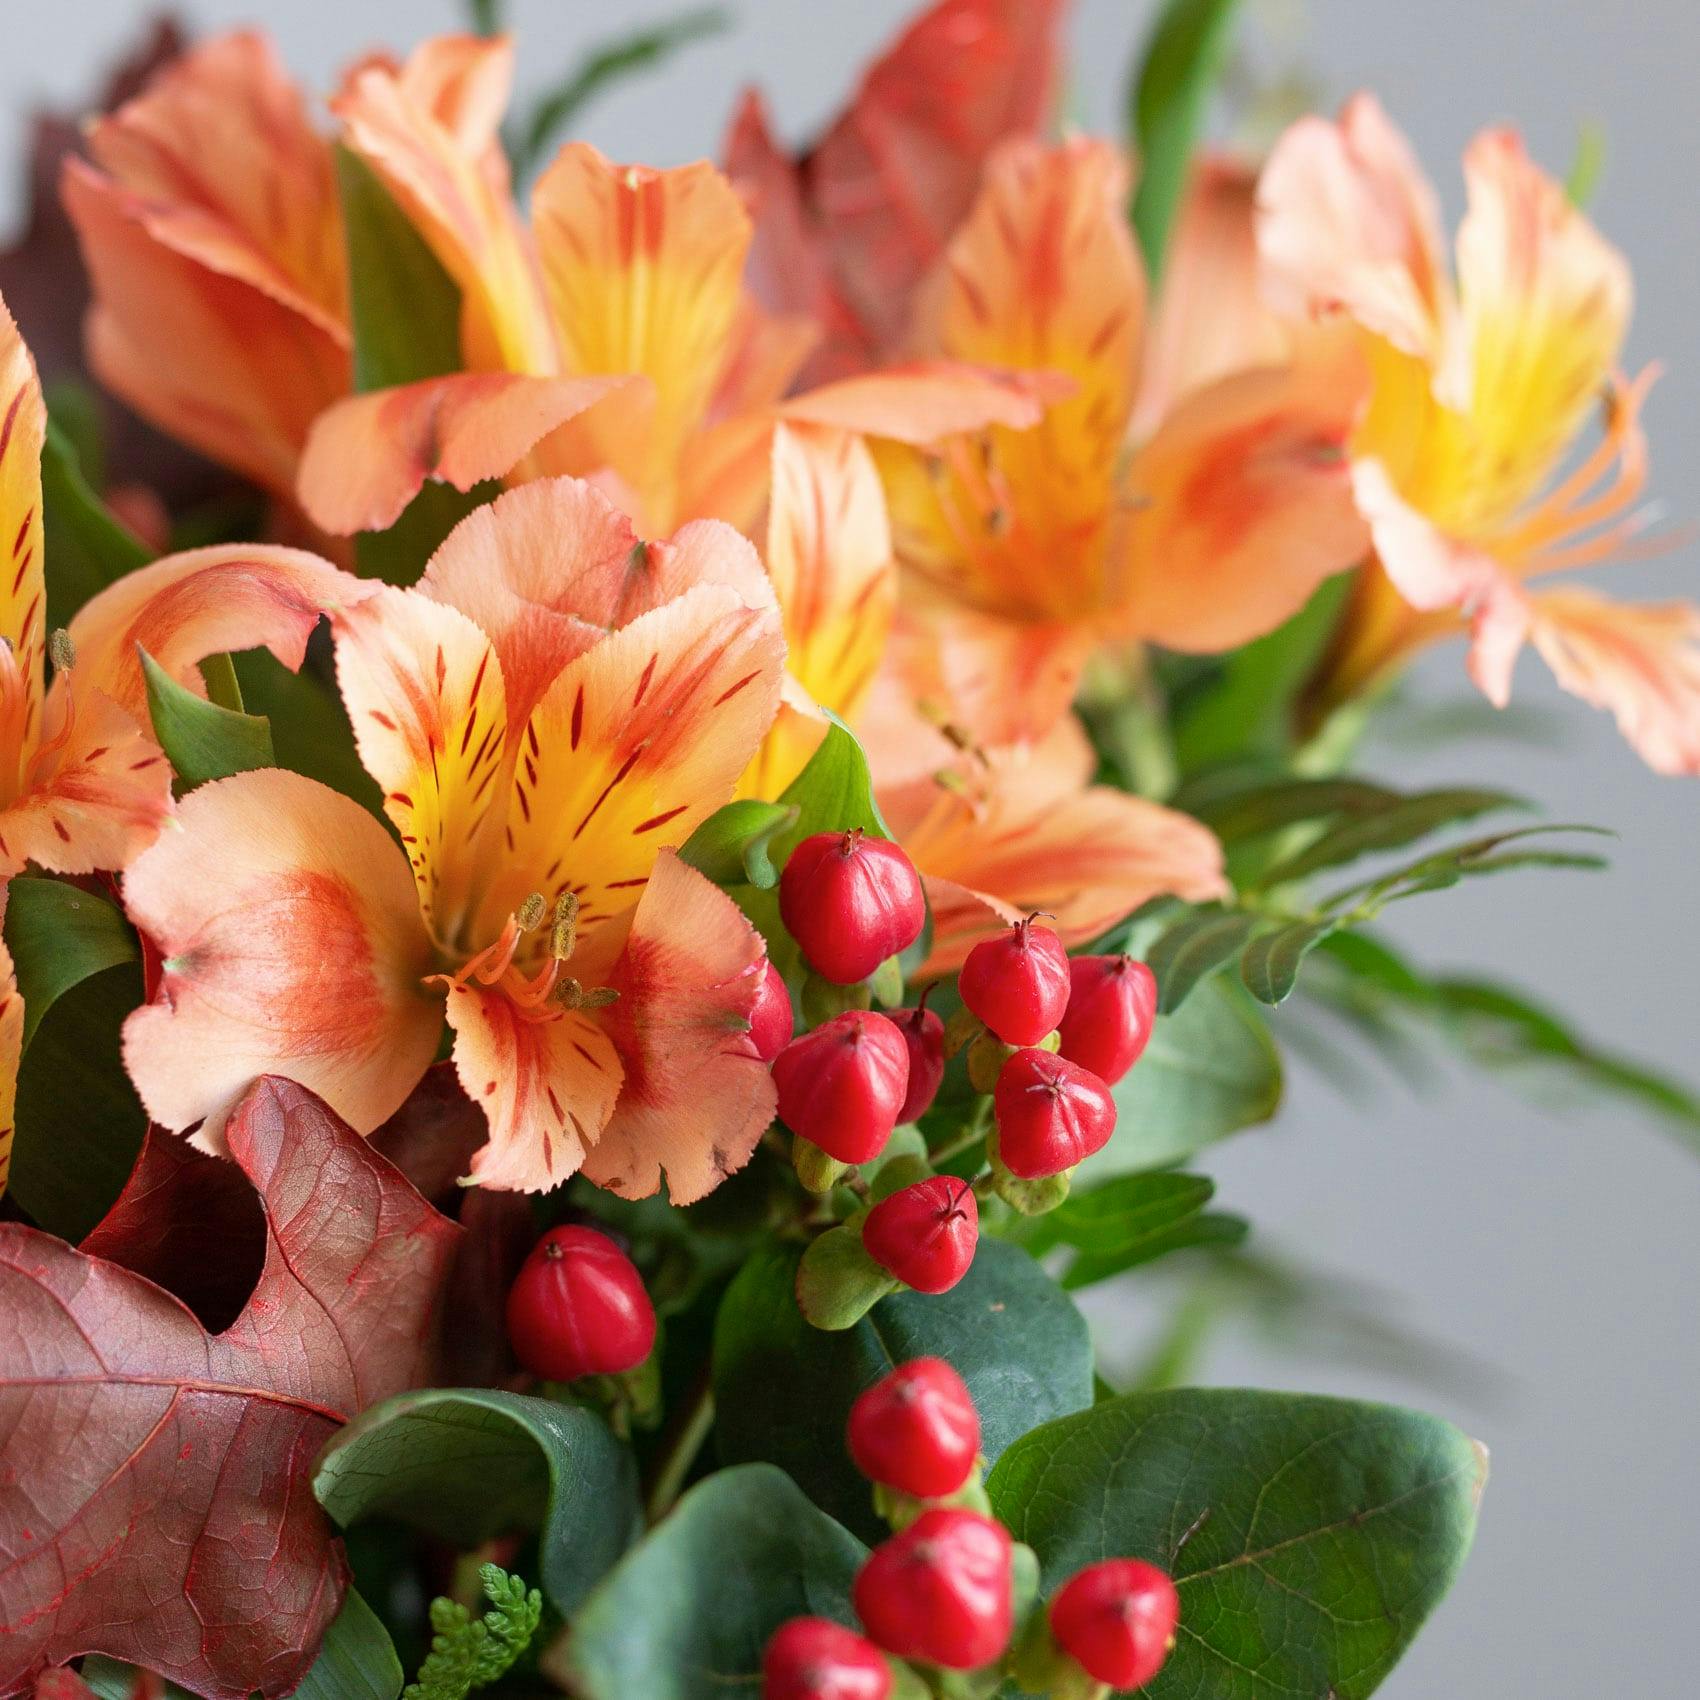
(297, 34, 1043, 548)
(1259, 98, 1694, 772)
(724, 0, 1069, 385)
(744, 423, 1226, 974)
(121, 477, 787, 1199)
(0, 293, 364, 1195)
(61, 31, 352, 505)
(869, 136, 1371, 748)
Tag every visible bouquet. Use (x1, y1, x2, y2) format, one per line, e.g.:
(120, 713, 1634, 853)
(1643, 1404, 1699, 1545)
(0, 1, 1691, 1696)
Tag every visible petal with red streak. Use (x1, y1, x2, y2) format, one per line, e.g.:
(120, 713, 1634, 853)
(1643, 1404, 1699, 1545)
(122, 770, 439, 1143)
(0, 293, 46, 748)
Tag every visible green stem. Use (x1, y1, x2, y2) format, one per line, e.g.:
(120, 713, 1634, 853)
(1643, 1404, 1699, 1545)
(928, 1097, 993, 1168)
(643, 1370, 715, 1525)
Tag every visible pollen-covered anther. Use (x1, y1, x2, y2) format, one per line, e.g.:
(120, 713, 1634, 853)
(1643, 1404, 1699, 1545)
(47, 629, 75, 673)
(515, 891, 546, 931)
(550, 890, 580, 961)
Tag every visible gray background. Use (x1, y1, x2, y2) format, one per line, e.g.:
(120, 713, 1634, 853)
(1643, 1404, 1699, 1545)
(5, 2, 1695, 1694)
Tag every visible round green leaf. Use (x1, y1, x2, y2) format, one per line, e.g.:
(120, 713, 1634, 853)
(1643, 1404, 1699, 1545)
(313, 1388, 640, 1616)
(988, 1388, 1487, 1699)
(714, 1239, 1093, 1542)
(561, 1463, 866, 1700)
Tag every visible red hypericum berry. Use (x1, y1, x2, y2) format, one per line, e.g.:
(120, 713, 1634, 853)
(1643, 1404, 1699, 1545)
(762, 1616, 892, 1700)
(504, 1225, 656, 1382)
(780, 829, 926, 985)
(993, 1049, 1116, 1178)
(861, 1178, 978, 1294)
(847, 1357, 981, 1499)
(1048, 1559, 1180, 1690)
(773, 1011, 910, 1163)
(853, 1508, 1013, 1671)
(1056, 955, 1158, 1084)
(957, 917, 1071, 1046)
(749, 959, 795, 1063)
(893, 1002, 945, 1123)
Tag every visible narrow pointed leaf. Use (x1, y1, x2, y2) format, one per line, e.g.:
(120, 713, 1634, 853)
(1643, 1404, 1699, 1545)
(1148, 908, 1262, 1012)
(41, 415, 151, 628)
(142, 648, 275, 787)
(1240, 918, 1335, 1005)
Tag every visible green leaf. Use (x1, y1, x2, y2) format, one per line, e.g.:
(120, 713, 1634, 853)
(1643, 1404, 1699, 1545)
(512, 10, 730, 180)
(1239, 917, 1335, 1006)
(142, 648, 275, 786)
(314, 1388, 641, 1617)
(1185, 775, 1399, 845)
(3, 875, 137, 1048)
(678, 799, 799, 889)
(989, 1388, 1487, 1699)
(41, 415, 151, 628)
(1565, 119, 1607, 207)
(1322, 823, 1611, 914)
(234, 646, 386, 817)
(713, 1239, 1093, 1543)
(79, 1659, 191, 1699)
(1102, 978, 1282, 1173)
(294, 1588, 405, 1700)
(1127, 0, 1246, 279)
(1062, 1212, 1247, 1288)
(1255, 786, 1525, 887)
(562, 1464, 867, 1700)
(1147, 907, 1261, 1012)
(9, 960, 145, 1238)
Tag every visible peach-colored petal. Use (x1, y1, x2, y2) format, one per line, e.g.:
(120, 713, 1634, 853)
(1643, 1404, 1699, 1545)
(531, 145, 751, 527)
(573, 852, 775, 1204)
(780, 361, 1051, 443)
(484, 584, 784, 938)
(1530, 589, 1700, 776)
(121, 769, 440, 1144)
(1136, 153, 1291, 434)
(1257, 93, 1455, 371)
(62, 159, 352, 499)
(884, 751, 1227, 976)
(1453, 128, 1632, 522)
(1114, 333, 1370, 651)
(66, 543, 366, 723)
(0, 294, 45, 755)
(420, 478, 775, 730)
(441, 978, 622, 1193)
(335, 36, 554, 373)
(0, 686, 171, 878)
(296, 371, 633, 535)
(332, 587, 508, 951)
(0, 886, 18, 1200)
(82, 31, 347, 339)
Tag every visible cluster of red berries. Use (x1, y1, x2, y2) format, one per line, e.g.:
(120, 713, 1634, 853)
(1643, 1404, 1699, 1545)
(505, 1224, 656, 1383)
(759, 831, 1158, 1297)
(762, 1358, 1180, 1698)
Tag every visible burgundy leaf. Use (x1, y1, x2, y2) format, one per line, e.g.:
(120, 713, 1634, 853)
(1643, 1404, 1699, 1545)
(368, 1062, 487, 1208)
(0, 1077, 460, 1699)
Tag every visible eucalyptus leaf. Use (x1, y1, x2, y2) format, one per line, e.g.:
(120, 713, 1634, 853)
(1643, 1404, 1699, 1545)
(561, 1464, 866, 1700)
(3, 876, 137, 1048)
(142, 649, 275, 787)
(314, 1388, 641, 1616)
(1147, 908, 1261, 1012)
(989, 1388, 1486, 1699)
(714, 1240, 1093, 1542)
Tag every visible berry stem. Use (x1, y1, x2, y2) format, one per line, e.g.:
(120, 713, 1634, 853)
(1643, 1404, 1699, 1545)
(641, 1364, 715, 1525)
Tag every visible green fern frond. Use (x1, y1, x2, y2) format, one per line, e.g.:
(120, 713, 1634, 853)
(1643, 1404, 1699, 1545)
(402, 1565, 543, 1700)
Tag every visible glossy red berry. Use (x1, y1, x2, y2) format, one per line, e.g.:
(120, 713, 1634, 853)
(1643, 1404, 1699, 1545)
(1056, 955, 1158, 1084)
(861, 1177, 978, 1294)
(957, 917, 1071, 1046)
(1048, 1558, 1180, 1690)
(848, 1357, 981, 1499)
(749, 959, 795, 1062)
(853, 1508, 1013, 1671)
(893, 1003, 945, 1123)
(773, 1012, 910, 1163)
(505, 1225, 655, 1382)
(993, 1049, 1116, 1178)
(763, 1616, 892, 1700)
(780, 829, 926, 985)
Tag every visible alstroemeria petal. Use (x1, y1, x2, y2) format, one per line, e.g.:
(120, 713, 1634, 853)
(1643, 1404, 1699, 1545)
(0, 294, 45, 750)
(1531, 590, 1700, 777)
(0, 686, 171, 878)
(297, 371, 633, 536)
(779, 361, 1049, 443)
(442, 979, 622, 1193)
(486, 584, 784, 938)
(573, 852, 775, 1204)
(336, 35, 554, 373)
(1114, 333, 1370, 652)
(332, 586, 508, 950)
(884, 756, 1227, 975)
(67, 543, 366, 723)
(532, 145, 751, 526)
(122, 769, 439, 1144)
